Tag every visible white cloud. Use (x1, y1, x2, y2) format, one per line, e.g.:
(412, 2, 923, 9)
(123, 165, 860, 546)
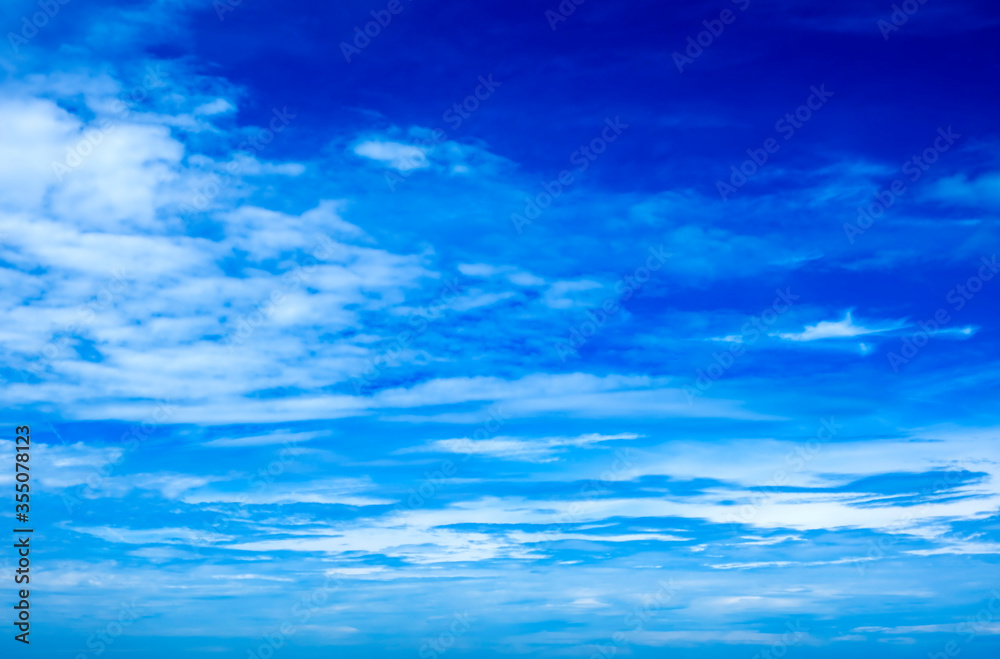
(542, 279, 603, 309)
(194, 98, 236, 115)
(397, 432, 640, 462)
(68, 525, 232, 545)
(352, 140, 429, 171)
(457, 263, 498, 277)
(507, 271, 546, 286)
(203, 430, 328, 448)
(181, 478, 393, 507)
(0, 79, 437, 423)
(456, 263, 546, 287)
(0, 439, 122, 489)
(632, 630, 817, 646)
(855, 623, 1000, 635)
(931, 171, 1000, 207)
(777, 312, 902, 341)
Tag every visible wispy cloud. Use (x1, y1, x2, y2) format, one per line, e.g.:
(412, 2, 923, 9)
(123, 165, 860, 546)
(776, 311, 904, 341)
(396, 432, 640, 462)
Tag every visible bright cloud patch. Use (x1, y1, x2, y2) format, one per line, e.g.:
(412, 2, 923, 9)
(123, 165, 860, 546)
(776, 312, 903, 341)
(353, 139, 430, 171)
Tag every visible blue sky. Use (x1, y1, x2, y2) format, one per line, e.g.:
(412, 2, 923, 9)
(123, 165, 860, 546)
(1, 0, 1000, 656)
